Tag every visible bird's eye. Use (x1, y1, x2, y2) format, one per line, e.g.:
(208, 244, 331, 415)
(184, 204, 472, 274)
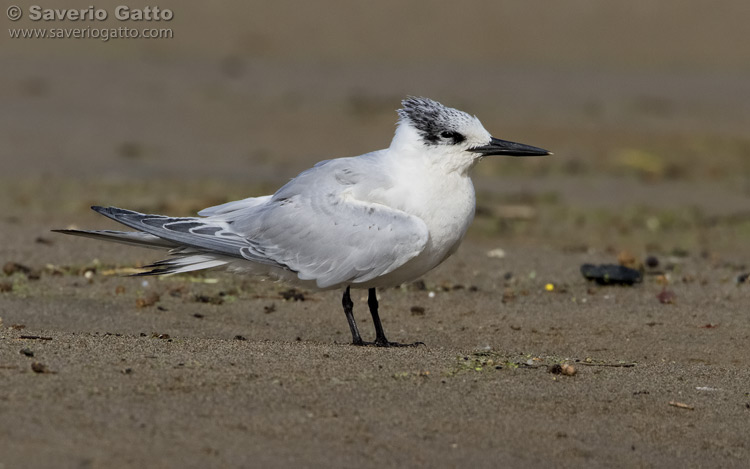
(439, 131, 465, 144)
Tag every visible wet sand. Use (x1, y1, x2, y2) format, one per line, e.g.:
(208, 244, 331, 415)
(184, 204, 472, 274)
(2, 1, 749, 467)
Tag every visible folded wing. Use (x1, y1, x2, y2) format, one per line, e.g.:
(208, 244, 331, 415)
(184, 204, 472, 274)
(236, 191, 429, 288)
(78, 173, 428, 288)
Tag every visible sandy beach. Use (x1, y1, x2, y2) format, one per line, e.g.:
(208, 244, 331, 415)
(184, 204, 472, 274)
(2, 1, 749, 467)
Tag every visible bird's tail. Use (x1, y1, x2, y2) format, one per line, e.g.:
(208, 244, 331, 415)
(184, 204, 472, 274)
(53, 229, 233, 276)
(51, 229, 177, 250)
(52, 205, 250, 276)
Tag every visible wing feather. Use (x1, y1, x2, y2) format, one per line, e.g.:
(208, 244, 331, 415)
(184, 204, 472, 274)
(80, 153, 428, 288)
(235, 192, 428, 289)
(197, 195, 272, 217)
(90, 206, 283, 268)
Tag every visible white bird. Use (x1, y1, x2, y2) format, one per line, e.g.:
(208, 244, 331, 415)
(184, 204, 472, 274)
(55, 97, 550, 346)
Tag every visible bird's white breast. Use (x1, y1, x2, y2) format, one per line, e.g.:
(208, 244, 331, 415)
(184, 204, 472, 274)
(361, 156, 476, 287)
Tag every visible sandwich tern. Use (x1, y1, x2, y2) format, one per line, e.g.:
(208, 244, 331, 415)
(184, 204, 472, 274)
(55, 97, 550, 346)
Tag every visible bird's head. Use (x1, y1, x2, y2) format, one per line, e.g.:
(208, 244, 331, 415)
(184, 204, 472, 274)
(391, 97, 550, 173)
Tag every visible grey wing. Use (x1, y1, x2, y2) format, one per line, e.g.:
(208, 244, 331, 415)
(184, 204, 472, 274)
(88, 152, 428, 287)
(238, 195, 428, 288)
(197, 195, 272, 217)
(231, 157, 429, 288)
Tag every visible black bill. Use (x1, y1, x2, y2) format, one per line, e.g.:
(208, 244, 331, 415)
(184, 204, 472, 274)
(469, 137, 551, 157)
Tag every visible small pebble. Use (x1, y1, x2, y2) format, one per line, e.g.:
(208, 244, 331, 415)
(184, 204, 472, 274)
(561, 363, 576, 376)
(3, 262, 32, 276)
(136, 292, 160, 308)
(20, 348, 34, 357)
(657, 289, 676, 304)
(486, 248, 506, 259)
(279, 288, 305, 301)
(548, 363, 576, 376)
(617, 250, 637, 268)
(31, 362, 50, 373)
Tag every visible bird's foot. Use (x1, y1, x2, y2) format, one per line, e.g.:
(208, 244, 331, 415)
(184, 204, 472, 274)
(376, 339, 425, 348)
(352, 338, 425, 347)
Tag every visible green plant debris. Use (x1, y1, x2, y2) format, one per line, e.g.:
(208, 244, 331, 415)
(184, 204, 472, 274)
(447, 352, 637, 376)
(392, 370, 430, 380)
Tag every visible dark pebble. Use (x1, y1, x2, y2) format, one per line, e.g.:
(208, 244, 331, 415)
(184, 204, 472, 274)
(194, 294, 223, 305)
(31, 362, 49, 373)
(645, 256, 659, 268)
(410, 306, 426, 316)
(234, 335, 247, 341)
(279, 289, 305, 301)
(580, 264, 642, 285)
(3, 261, 32, 276)
(408, 280, 427, 291)
(20, 348, 34, 357)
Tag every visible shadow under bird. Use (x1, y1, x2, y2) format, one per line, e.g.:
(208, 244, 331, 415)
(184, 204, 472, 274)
(55, 97, 550, 346)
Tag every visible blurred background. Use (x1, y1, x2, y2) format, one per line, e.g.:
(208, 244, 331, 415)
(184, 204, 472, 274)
(3, 0, 750, 262)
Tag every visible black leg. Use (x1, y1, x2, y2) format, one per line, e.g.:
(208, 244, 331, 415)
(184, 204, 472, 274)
(368, 288, 389, 345)
(367, 288, 424, 348)
(342, 287, 363, 346)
